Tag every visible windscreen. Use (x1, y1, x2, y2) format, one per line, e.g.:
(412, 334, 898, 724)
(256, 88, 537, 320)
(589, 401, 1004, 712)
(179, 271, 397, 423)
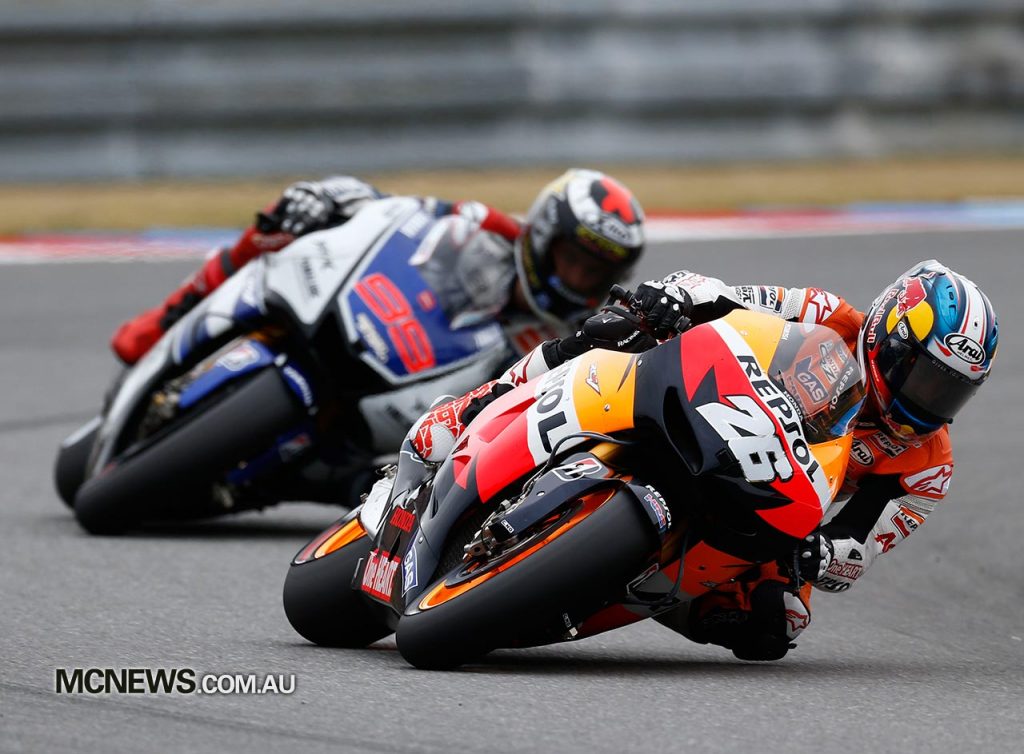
(767, 323, 865, 444)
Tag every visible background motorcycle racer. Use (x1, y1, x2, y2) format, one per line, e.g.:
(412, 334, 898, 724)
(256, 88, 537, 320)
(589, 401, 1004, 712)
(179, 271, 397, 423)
(404, 259, 998, 661)
(111, 168, 646, 366)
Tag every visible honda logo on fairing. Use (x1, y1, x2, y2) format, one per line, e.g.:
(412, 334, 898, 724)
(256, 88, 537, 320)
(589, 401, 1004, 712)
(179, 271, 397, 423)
(552, 457, 604, 482)
(943, 333, 985, 365)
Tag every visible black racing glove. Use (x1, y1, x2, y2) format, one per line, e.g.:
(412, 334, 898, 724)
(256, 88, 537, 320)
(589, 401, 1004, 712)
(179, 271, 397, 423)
(794, 530, 835, 583)
(258, 181, 337, 235)
(550, 310, 657, 364)
(633, 280, 694, 338)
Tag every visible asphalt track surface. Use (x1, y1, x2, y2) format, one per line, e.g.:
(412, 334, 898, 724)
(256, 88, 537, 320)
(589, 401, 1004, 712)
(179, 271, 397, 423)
(2, 231, 1022, 753)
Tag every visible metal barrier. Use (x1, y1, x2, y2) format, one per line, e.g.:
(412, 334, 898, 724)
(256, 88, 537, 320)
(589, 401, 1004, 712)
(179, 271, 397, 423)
(2, 1, 1023, 180)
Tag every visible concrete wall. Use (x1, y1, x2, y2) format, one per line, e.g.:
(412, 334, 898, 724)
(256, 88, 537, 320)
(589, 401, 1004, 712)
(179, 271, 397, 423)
(3, 1, 1023, 180)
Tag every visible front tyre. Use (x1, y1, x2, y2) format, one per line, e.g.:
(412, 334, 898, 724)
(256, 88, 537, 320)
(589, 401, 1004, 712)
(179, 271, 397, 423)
(283, 515, 391, 647)
(74, 368, 304, 535)
(395, 487, 660, 670)
(54, 417, 100, 508)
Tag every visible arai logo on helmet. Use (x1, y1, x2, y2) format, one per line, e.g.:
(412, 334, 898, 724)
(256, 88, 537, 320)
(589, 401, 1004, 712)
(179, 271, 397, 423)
(943, 333, 985, 365)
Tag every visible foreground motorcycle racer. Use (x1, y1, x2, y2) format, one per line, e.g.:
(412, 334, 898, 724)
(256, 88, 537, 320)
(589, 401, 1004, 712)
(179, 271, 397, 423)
(403, 259, 998, 660)
(111, 169, 646, 366)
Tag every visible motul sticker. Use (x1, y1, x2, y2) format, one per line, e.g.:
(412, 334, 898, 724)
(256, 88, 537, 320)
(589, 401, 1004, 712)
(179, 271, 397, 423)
(903, 464, 953, 498)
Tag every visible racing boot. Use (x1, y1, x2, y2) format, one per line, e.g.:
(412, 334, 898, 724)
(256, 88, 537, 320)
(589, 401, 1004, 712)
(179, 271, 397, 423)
(110, 225, 290, 364)
(658, 576, 811, 661)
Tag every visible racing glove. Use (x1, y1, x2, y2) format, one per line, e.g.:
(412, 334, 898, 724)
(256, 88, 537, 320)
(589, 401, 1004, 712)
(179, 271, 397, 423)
(633, 280, 694, 337)
(257, 177, 384, 235)
(548, 310, 657, 364)
(794, 530, 835, 583)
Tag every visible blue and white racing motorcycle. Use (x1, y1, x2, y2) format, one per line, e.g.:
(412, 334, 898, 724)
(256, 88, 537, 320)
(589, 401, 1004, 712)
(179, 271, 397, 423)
(55, 198, 534, 534)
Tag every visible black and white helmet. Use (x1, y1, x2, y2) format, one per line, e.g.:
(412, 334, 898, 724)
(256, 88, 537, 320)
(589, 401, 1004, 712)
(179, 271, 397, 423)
(515, 168, 645, 325)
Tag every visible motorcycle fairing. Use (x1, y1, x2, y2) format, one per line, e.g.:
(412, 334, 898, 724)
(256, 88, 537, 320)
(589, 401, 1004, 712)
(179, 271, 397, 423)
(446, 349, 641, 505)
(570, 538, 757, 641)
(337, 213, 507, 385)
(355, 351, 644, 614)
(90, 261, 271, 472)
(636, 310, 849, 539)
(89, 198, 504, 475)
(177, 339, 277, 411)
(261, 199, 413, 329)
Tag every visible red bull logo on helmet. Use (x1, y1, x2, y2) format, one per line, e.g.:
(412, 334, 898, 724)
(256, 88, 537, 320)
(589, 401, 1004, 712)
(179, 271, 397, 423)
(895, 278, 927, 319)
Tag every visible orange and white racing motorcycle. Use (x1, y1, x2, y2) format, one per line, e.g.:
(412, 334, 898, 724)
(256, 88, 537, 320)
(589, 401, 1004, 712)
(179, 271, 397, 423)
(283, 299, 865, 669)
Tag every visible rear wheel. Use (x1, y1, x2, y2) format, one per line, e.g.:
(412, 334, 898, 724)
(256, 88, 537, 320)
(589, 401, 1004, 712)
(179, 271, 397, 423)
(395, 486, 659, 670)
(73, 368, 305, 535)
(283, 515, 391, 647)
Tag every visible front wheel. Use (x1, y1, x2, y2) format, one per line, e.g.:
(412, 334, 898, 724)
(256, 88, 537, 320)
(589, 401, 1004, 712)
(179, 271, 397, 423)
(54, 417, 100, 508)
(395, 486, 660, 670)
(73, 368, 305, 534)
(283, 513, 392, 647)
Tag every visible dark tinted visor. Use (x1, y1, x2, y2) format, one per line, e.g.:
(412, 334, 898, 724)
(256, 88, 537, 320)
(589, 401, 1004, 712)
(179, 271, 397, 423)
(876, 335, 979, 424)
(549, 237, 626, 298)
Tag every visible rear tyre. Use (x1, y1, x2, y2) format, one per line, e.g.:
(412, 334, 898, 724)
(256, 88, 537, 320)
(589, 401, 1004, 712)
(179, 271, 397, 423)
(73, 368, 304, 535)
(395, 489, 659, 670)
(283, 528, 391, 648)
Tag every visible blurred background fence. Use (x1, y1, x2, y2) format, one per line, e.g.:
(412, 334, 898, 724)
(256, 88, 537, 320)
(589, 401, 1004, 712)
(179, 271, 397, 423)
(3, 0, 1024, 181)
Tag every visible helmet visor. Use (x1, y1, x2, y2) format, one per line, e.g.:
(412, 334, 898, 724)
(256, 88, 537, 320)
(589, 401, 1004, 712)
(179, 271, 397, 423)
(875, 335, 980, 425)
(549, 237, 628, 299)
